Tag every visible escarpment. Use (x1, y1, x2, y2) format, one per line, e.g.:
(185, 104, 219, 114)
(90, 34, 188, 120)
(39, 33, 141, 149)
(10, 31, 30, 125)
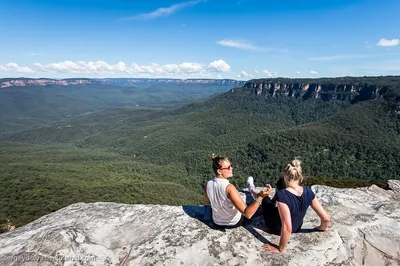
(233, 76, 400, 105)
(0, 181, 399, 266)
(243, 80, 382, 102)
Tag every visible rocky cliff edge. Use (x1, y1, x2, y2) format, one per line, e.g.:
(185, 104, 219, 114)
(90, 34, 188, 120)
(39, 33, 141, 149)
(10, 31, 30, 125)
(0, 181, 399, 266)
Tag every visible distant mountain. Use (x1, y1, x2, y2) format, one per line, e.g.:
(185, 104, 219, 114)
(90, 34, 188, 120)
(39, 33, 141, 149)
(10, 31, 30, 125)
(100, 78, 244, 88)
(0, 78, 243, 133)
(0, 77, 244, 88)
(241, 76, 400, 103)
(0, 78, 99, 88)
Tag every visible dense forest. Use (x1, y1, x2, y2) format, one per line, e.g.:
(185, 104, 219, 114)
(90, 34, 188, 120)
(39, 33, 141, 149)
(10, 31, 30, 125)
(0, 76, 399, 230)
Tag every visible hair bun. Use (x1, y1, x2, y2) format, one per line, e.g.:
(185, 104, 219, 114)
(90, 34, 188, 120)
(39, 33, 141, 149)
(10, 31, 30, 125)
(291, 159, 301, 168)
(211, 153, 218, 160)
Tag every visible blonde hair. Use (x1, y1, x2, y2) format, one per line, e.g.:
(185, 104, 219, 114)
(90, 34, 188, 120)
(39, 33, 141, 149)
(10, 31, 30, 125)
(284, 159, 303, 183)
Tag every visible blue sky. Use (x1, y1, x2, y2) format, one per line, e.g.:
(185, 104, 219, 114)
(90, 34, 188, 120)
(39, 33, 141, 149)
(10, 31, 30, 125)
(0, 0, 399, 79)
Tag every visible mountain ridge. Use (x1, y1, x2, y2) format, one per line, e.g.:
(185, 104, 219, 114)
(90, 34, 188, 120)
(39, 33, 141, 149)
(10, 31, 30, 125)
(0, 78, 245, 88)
(241, 76, 400, 103)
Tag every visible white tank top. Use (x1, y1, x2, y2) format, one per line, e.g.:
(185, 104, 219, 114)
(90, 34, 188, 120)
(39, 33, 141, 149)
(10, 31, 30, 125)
(206, 177, 242, 226)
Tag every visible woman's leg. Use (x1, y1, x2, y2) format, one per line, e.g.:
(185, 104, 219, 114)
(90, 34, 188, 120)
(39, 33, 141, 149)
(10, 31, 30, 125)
(262, 197, 281, 234)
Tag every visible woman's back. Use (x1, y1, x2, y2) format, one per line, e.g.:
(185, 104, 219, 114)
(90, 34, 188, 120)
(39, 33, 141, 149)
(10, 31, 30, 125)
(275, 186, 315, 232)
(206, 178, 242, 226)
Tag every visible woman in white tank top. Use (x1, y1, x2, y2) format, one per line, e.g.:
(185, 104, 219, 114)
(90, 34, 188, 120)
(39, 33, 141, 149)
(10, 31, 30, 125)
(204, 154, 272, 228)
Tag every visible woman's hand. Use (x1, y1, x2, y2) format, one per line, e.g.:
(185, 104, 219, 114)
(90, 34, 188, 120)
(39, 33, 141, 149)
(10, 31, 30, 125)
(257, 184, 273, 198)
(315, 225, 329, 231)
(263, 243, 281, 254)
(311, 197, 330, 231)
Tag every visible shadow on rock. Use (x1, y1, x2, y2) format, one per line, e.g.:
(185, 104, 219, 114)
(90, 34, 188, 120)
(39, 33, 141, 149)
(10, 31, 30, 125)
(242, 189, 274, 243)
(182, 205, 224, 231)
(297, 228, 325, 233)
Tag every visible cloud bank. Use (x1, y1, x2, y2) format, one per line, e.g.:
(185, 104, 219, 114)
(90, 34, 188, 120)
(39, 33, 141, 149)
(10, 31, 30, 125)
(0, 59, 232, 78)
(0, 63, 34, 73)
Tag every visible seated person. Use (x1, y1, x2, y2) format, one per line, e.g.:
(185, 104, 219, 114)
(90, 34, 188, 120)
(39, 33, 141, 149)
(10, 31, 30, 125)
(204, 154, 272, 228)
(249, 160, 330, 253)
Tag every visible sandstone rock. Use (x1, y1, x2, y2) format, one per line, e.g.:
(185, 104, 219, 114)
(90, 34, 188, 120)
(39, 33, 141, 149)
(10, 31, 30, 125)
(0, 181, 399, 266)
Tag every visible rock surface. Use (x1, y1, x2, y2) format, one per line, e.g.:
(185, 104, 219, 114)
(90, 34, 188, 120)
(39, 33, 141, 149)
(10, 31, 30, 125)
(0, 181, 399, 266)
(243, 79, 384, 102)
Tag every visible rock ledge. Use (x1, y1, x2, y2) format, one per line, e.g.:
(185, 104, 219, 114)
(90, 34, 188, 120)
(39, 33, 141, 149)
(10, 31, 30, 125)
(0, 181, 399, 266)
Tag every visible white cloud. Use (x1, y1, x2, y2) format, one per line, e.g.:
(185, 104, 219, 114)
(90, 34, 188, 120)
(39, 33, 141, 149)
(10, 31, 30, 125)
(238, 71, 253, 79)
(34, 61, 127, 73)
(163, 64, 180, 73)
(207, 59, 231, 72)
(113, 62, 128, 72)
(120, 0, 203, 20)
(310, 70, 318, 75)
(296, 71, 301, 74)
(217, 39, 290, 53)
(130, 63, 157, 74)
(262, 70, 278, 77)
(217, 39, 267, 51)
(377, 38, 399, 47)
(0, 62, 35, 73)
(263, 70, 271, 75)
(309, 54, 373, 61)
(178, 62, 203, 73)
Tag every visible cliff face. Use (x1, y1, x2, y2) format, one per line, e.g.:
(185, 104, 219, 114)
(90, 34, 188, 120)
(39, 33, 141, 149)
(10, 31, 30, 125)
(0, 181, 399, 266)
(0, 78, 97, 88)
(243, 81, 383, 103)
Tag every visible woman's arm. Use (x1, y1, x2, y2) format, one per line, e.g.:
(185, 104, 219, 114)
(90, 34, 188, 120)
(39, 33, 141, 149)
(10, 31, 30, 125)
(226, 184, 267, 219)
(277, 202, 292, 252)
(311, 197, 330, 230)
(203, 183, 211, 204)
(263, 202, 292, 253)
